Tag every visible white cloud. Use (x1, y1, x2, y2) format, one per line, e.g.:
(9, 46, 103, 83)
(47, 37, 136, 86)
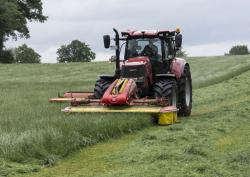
(4, 0, 250, 63)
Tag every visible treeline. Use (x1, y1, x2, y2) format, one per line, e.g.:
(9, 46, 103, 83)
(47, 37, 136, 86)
(1, 40, 96, 64)
(178, 45, 249, 58)
(0, 0, 46, 63)
(0, 0, 95, 64)
(1, 44, 41, 64)
(225, 45, 249, 56)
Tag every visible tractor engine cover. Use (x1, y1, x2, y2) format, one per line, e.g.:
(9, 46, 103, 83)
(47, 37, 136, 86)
(102, 78, 137, 105)
(120, 57, 153, 96)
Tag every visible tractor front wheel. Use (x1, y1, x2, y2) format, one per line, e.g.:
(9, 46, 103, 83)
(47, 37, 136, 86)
(153, 79, 178, 107)
(94, 79, 112, 99)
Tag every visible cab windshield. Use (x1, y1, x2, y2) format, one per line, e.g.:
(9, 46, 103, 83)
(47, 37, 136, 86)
(126, 38, 162, 61)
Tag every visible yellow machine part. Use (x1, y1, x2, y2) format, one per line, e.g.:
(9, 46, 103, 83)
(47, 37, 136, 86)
(63, 106, 162, 113)
(63, 106, 178, 125)
(158, 112, 178, 125)
(49, 98, 75, 102)
(111, 78, 129, 95)
(119, 79, 129, 94)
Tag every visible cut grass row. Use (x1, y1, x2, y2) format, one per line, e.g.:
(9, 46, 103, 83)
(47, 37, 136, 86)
(27, 62, 250, 177)
(0, 55, 249, 176)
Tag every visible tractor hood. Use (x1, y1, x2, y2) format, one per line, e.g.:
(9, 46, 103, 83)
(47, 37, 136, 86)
(120, 56, 153, 83)
(121, 56, 150, 67)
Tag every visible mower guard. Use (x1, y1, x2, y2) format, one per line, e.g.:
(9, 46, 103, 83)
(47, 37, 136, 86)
(63, 105, 178, 125)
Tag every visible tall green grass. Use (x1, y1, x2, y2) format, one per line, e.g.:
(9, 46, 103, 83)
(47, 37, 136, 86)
(0, 55, 249, 176)
(25, 67, 250, 177)
(188, 55, 250, 88)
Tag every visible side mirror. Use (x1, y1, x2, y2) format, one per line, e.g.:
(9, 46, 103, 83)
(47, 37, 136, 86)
(175, 34, 182, 49)
(103, 35, 111, 49)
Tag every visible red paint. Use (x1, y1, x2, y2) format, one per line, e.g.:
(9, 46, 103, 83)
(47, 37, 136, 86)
(101, 79, 137, 105)
(121, 57, 153, 86)
(125, 56, 150, 63)
(171, 58, 187, 79)
(123, 30, 174, 37)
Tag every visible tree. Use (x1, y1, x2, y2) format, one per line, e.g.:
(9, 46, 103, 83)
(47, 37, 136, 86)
(0, 50, 15, 63)
(14, 44, 41, 63)
(229, 45, 249, 55)
(57, 40, 96, 63)
(176, 48, 188, 57)
(0, 0, 47, 58)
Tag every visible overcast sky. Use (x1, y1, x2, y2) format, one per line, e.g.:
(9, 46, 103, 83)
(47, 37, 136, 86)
(6, 0, 250, 63)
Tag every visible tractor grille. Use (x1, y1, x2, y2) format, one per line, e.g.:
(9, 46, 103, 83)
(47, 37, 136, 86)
(121, 65, 145, 78)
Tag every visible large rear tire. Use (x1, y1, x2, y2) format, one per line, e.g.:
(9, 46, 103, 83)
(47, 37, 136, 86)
(94, 79, 113, 99)
(178, 65, 192, 117)
(153, 79, 178, 107)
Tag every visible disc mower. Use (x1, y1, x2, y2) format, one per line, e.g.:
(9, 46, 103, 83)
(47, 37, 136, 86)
(50, 28, 192, 125)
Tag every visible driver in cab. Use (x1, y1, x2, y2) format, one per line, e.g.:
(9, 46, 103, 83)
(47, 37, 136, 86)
(141, 39, 159, 61)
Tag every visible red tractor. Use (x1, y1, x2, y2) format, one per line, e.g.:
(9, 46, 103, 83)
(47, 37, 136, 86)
(93, 29, 192, 116)
(50, 28, 192, 123)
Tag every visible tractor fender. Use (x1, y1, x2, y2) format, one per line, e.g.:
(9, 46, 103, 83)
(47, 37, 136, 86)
(171, 58, 188, 79)
(99, 75, 117, 81)
(155, 74, 176, 80)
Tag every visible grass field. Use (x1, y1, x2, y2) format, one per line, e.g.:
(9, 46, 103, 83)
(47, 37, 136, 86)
(0, 55, 250, 176)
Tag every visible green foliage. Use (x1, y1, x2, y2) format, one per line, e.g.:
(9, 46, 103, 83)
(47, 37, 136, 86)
(57, 40, 96, 63)
(0, 49, 15, 63)
(0, 0, 47, 56)
(229, 45, 249, 55)
(0, 0, 47, 39)
(176, 48, 188, 57)
(14, 44, 41, 63)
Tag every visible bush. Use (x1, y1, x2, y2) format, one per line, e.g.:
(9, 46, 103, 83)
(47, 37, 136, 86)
(57, 40, 96, 63)
(229, 45, 249, 55)
(0, 50, 15, 63)
(14, 44, 41, 63)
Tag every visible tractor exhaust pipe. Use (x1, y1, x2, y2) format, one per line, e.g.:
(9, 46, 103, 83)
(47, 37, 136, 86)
(113, 28, 120, 77)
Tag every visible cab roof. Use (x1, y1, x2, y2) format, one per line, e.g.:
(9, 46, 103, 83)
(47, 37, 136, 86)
(121, 30, 176, 38)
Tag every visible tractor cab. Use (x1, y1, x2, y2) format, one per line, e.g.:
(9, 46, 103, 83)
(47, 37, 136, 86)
(104, 29, 182, 76)
(102, 29, 183, 97)
(124, 36, 175, 76)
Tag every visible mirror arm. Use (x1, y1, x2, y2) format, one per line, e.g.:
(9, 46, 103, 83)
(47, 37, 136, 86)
(113, 28, 121, 77)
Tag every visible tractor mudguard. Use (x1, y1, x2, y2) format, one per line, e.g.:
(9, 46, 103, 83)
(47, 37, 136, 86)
(171, 58, 189, 79)
(155, 74, 176, 80)
(99, 75, 117, 81)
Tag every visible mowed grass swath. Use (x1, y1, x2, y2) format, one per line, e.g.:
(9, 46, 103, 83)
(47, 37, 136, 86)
(18, 55, 250, 177)
(0, 55, 250, 176)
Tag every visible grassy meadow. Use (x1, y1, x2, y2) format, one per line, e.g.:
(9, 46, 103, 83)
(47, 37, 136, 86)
(0, 55, 250, 176)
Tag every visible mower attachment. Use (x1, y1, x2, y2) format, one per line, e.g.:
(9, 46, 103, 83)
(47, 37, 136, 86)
(63, 105, 178, 125)
(49, 92, 94, 103)
(49, 82, 178, 125)
(50, 92, 178, 125)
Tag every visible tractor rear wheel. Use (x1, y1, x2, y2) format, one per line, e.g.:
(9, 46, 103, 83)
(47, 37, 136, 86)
(94, 79, 112, 99)
(153, 79, 178, 107)
(178, 65, 192, 116)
